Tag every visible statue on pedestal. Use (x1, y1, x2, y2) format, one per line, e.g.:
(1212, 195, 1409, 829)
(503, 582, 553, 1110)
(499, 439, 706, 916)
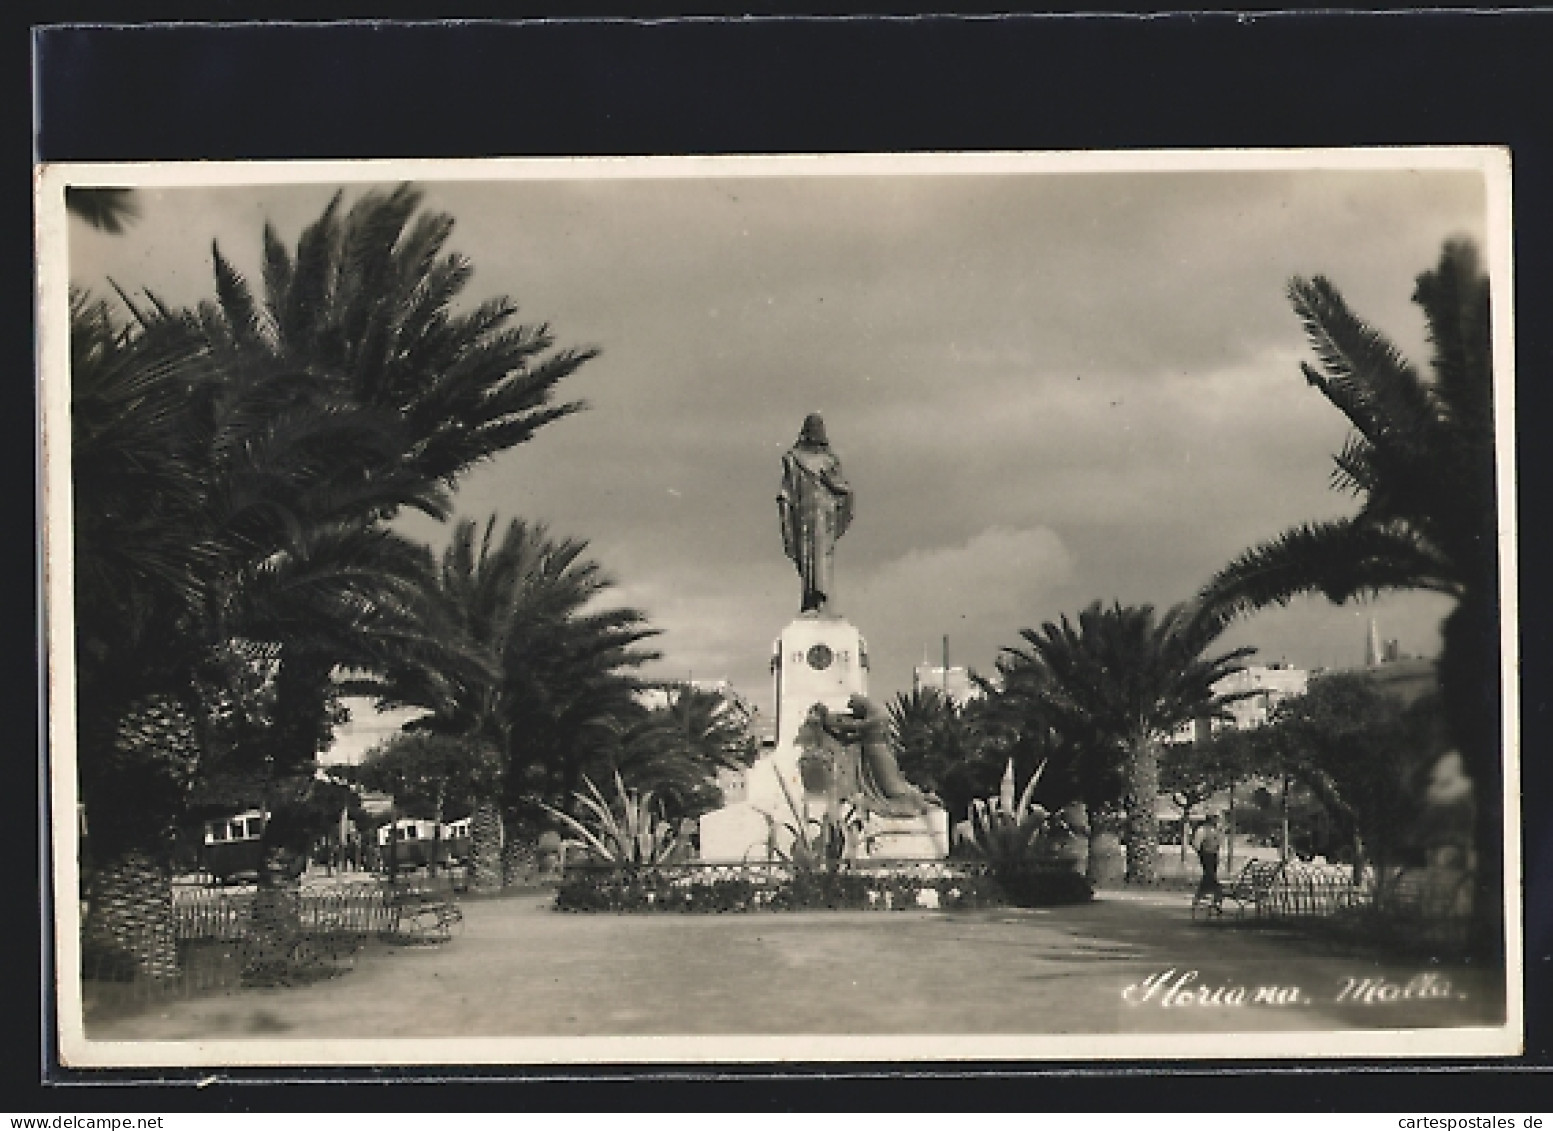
(778, 413, 853, 615)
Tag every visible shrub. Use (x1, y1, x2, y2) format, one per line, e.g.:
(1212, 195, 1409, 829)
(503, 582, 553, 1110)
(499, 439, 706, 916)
(540, 772, 679, 871)
(965, 758, 1051, 868)
(995, 866, 1094, 907)
(762, 766, 864, 872)
(551, 861, 1086, 913)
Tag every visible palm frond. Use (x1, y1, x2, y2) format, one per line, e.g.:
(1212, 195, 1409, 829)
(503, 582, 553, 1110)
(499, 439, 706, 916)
(1289, 275, 1442, 459)
(1200, 517, 1460, 627)
(66, 187, 141, 234)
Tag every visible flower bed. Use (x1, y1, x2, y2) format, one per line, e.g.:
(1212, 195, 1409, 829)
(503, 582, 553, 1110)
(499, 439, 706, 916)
(554, 860, 1091, 913)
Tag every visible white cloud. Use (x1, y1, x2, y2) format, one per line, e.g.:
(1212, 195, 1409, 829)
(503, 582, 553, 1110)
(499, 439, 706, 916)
(846, 526, 1076, 687)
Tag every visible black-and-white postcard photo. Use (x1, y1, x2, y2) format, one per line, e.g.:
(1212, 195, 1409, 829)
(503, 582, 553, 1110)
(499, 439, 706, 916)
(37, 150, 1521, 1068)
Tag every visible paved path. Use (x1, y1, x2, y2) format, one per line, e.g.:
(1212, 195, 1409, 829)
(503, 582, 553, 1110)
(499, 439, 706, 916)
(86, 891, 1503, 1041)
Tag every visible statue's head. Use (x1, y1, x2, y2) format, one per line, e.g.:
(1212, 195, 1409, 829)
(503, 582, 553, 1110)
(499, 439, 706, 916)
(798, 413, 828, 447)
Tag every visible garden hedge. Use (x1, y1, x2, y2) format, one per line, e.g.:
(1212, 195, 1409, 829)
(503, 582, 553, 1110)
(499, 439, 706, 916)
(554, 862, 1092, 913)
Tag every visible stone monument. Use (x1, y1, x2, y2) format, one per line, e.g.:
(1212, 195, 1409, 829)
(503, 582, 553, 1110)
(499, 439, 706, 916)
(698, 415, 949, 862)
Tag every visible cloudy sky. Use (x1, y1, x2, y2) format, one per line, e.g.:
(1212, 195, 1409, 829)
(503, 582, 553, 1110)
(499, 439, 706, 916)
(67, 157, 1492, 733)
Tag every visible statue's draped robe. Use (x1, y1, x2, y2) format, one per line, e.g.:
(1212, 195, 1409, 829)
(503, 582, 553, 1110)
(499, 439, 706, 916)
(778, 444, 853, 613)
(796, 701, 932, 820)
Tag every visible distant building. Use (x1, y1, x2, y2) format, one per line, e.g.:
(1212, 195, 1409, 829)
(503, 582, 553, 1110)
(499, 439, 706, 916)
(912, 663, 983, 706)
(1217, 663, 1311, 730)
(1357, 617, 1437, 704)
(1364, 616, 1408, 669)
(1171, 662, 1310, 744)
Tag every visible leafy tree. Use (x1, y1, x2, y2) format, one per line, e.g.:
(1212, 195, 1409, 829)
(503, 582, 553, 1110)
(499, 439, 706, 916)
(1158, 731, 1253, 862)
(349, 732, 501, 875)
(1254, 672, 1446, 895)
(352, 732, 500, 823)
(1198, 240, 1501, 953)
(997, 601, 1254, 884)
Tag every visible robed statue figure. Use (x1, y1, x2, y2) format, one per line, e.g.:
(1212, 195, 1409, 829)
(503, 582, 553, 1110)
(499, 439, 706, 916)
(794, 695, 935, 820)
(778, 413, 853, 614)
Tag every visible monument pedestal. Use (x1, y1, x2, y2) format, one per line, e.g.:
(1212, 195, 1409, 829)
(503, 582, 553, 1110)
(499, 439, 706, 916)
(699, 612, 949, 865)
(701, 614, 865, 862)
(863, 811, 950, 860)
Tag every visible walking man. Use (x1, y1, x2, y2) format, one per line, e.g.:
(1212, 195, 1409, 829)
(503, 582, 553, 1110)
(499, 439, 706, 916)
(1192, 813, 1225, 908)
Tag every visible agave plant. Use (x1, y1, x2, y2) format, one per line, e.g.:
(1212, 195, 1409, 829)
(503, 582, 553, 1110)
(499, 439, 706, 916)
(762, 767, 863, 872)
(965, 758, 1051, 869)
(540, 772, 679, 871)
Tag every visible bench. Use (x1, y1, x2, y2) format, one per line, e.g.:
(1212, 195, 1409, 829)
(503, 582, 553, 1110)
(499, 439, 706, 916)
(1191, 859, 1285, 920)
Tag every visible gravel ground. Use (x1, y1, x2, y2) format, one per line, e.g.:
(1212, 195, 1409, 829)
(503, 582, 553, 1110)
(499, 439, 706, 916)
(83, 889, 1505, 1042)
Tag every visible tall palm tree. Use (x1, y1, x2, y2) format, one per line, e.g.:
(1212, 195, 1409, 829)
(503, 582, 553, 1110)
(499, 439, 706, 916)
(186, 184, 597, 910)
(72, 287, 458, 974)
(1198, 240, 1501, 953)
(498, 580, 661, 823)
(378, 516, 660, 890)
(1000, 601, 1254, 884)
(190, 183, 593, 772)
(71, 183, 599, 969)
(70, 291, 222, 980)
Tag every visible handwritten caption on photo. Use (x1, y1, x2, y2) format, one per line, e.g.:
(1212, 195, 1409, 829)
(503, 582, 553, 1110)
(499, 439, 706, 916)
(1120, 968, 1465, 1008)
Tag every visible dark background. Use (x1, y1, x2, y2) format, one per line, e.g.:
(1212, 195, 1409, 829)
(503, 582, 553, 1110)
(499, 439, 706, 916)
(19, 3, 1553, 1110)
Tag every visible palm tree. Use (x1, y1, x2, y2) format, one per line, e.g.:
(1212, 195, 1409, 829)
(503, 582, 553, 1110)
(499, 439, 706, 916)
(375, 516, 548, 891)
(199, 183, 594, 496)
(184, 184, 598, 903)
(603, 684, 757, 819)
(999, 601, 1254, 884)
(184, 183, 590, 772)
(73, 287, 460, 972)
(70, 291, 221, 980)
(71, 183, 599, 968)
(886, 687, 996, 825)
(378, 516, 661, 889)
(66, 187, 141, 234)
(498, 585, 661, 825)
(1198, 240, 1501, 952)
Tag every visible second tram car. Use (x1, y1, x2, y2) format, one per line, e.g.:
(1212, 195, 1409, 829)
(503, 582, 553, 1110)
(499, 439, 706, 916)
(442, 817, 473, 865)
(376, 817, 465, 870)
